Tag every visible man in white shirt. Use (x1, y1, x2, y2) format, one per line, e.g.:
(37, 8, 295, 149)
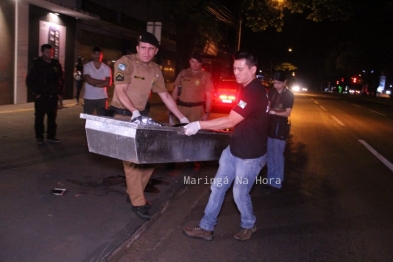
(83, 47, 112, 116)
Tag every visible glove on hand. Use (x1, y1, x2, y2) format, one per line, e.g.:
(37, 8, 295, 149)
(183, 121, 201, 136)
(180, 117, 190, 124)
(131, 110, 141, 120)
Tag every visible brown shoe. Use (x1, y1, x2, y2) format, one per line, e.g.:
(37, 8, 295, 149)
(182, 226, 213, 241)
(234, 226, 257, 241)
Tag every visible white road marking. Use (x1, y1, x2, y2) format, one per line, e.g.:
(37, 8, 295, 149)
(352, 104, 361, 108)
(320, 106, 327, 111)
(331, 115, 346, 126)
(314, 101, 319, 105)
(369, 110, 386, 116)
(358, 140, 393, 172)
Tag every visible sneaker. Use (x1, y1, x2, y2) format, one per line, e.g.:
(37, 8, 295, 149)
(47, 137, 60, 143)
(182, 226, 214, 241)
(132, 205, 151, 220)
(36, 137, 44, 144)
(234, 226, 257, 241)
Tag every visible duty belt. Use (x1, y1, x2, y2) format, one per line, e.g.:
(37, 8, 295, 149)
(177, 99, 204, 107)
(112, 106, 132, 116)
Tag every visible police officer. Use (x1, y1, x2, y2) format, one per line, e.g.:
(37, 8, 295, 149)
(26, 44, 64, 144)
(111, 32, 190, 220)
(171, 52, 213, 123)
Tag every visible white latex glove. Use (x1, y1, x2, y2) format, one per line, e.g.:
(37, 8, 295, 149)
(269, 110, 275, 115)
(183, 121, 201, 136)
(180, 117, 190, 124)
(131, 110, 141, 120)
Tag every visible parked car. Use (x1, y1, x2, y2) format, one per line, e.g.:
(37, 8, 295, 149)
(212, 77, 241, 112)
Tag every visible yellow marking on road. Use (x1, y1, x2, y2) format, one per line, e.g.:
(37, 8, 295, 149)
(0, 108, 34, 114)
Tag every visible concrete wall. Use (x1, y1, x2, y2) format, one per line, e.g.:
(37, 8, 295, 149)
(15, 2, 29, 104)
(0, 0, 15, 105)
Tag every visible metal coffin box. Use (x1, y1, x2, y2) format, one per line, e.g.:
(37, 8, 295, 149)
(80, 114, 232, 164)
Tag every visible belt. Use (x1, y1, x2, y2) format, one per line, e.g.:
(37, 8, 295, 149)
(112, 106, 132, 116)
(177, 99, 204, 107)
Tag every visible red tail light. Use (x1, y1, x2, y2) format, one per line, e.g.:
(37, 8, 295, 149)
(219, 94, 236, 103)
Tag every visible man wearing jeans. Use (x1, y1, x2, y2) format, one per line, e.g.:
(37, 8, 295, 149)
(266, 71, 294, 192)
(182, 50, 269, 241)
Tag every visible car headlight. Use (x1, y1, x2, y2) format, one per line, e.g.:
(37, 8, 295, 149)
(292, 85, 300, 92)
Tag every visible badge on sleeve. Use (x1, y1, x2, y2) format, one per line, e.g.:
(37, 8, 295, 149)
(115, 73, 124, 81)
(118, 63, 126, 71)
(238, 100, 247, 109)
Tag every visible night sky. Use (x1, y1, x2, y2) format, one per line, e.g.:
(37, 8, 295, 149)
(221, 0, 393, 87)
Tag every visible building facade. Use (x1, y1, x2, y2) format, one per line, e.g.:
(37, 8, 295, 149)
(0, 0, 176, 105)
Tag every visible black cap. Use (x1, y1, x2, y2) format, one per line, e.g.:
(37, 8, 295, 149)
(139, 32, 159, 47)
(190, 52, 203, 63)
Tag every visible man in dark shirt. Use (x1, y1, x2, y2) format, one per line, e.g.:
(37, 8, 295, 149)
(26, 44, 64, 144)
(182, 50, 269, 241)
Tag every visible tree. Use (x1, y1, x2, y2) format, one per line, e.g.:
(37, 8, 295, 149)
(162, 0, 355, 78)
(242, 0, 353, 32)
(163, 0, 228, 72)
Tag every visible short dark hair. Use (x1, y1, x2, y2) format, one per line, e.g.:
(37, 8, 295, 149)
(190, 52, 203, 63)
(273, 70, 287, 82)
(92, 47, 102, 53)
(41, 44, 53, 52)
(233, 50, 258, 68)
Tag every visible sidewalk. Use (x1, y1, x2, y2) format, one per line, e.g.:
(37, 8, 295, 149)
(0, 99, 201, 262)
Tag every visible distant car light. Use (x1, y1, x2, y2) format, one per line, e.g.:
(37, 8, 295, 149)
(292, 85, 300, 92)
(301, 87, 308, 91)
(386, 90, 391, 95)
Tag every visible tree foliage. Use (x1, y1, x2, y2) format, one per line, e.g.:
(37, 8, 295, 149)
(163, 0, 227, 71)
(242, 0, 353, 32)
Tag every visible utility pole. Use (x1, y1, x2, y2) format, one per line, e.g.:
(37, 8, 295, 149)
(237, 18, 242, 51)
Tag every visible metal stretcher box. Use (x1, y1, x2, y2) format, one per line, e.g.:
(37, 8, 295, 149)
(80, 114, 232, 164)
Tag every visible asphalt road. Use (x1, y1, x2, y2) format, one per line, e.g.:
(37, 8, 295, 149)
(117, 92, 393, 261)
(0, 99, 199, 262)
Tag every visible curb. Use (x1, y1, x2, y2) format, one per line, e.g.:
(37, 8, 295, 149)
(105, 166, 198, 262)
